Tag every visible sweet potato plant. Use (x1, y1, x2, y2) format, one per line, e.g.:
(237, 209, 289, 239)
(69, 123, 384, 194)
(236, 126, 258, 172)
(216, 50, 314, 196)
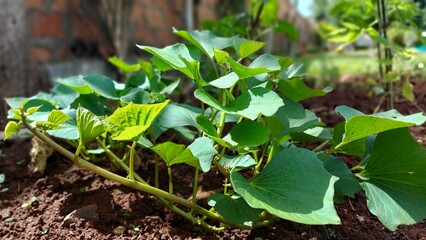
(4, 29, 426, 232)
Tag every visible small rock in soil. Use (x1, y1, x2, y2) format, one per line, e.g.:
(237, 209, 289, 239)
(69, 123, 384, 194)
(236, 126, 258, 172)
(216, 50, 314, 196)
(113, 226, 126, 235)
(62, 204, 99, 227)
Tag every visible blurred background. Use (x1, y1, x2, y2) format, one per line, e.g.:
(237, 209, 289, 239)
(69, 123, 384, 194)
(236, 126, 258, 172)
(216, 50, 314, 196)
(0, 0, 425, 98)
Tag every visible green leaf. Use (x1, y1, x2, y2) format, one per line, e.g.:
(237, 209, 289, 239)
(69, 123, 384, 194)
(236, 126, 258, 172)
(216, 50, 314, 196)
(4, 122, 22, 139)
(71, 94, 107, 116)
(231, 147, 340, 224)
(208, 194, 262, 226)
(270, 96, 320, 138)
(209, 72, 239, 89)
(223, 120, 270, 147)
(323, 154, 361, 203)
(277, 62, 305, 80)
(278, 78, 330, 102)
(219, 154, 256, 171)
(359, 128, 426, 231)
(233, 38, 266, 58)
(188, 137, 217, 172)
(196, 115, 218, 137)
(213, 48, 229, 64)
(151, 142, 200, 169)
(83, 74, 118, 100)
(120, 88, 150, 104)
(51, 84, 79, 108)
(335, 106, 426, 148)
(383, 71, 400, 83)
(76, 106, 106, 144)
(290, 127, 332, 142)
(402, 81, 414, 102)
(332, 122, 366, 157)
(58, 75, 94, 94)
(108, 56, 141, 73)
(108, 101, 169, 141)
(47, 110, 70, 124)
(138, 43, 201, 78)
(195, 88, 284, 120)
(173, 28, 236, 58)
(226, 54, 280, 79)
(275, 20, 299, 41)
(26, 105, 42, 115)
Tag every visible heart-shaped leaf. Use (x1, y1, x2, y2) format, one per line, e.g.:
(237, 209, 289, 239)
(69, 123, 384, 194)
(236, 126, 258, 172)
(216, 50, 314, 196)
(188, 137, 217, 172)
(208, 194, 262, 226)
(151, 141, 200, 169)
(359, 128, 426, 231)
(231, 147, 340, 225)
(233, 38, 266, 58)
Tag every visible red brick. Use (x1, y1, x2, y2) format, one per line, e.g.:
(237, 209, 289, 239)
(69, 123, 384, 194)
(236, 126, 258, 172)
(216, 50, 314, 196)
(135, 25, 155, 45)
(30, 46, 51, 61)
(50, 0, 67, 11)
(167, 11, 182, 28)
(172, 0, 184, 13)
(23, 0, 45, 10)
(197, 5, 217, 21)
(98, 44, 114, 59)
(72, 17, 100, 41)
(30, 12, 65, 38)
(156, 0, 167, 9)
(146, 8, 164, 28)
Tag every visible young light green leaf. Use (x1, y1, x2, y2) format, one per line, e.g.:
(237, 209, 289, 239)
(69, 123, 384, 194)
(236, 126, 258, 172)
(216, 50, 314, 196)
(233, 38, 266, 58)
(76, 106, 106, 144)
(83, 74, 119, 100)
(335, 106, 426, 148)
(383, 71, 400, 83)
(173, 28, 236, 58)
(322, 154, 361, 203)
(208, 194, 262, 226)
(195, 88, 284, 120)
(188, 137, 217, 172)
(108, 101, 169, 141)
(4, 121, 22, 139)
(226, 54, 280, 79)
(108, 56, 141, 73)
(213, 48, 229, 64)
(359, 128, 426, 231)
(209, 72, 239, 89)
(26, 105, 42, 115)
(231, 147, 340, 225)
(151, 142, 200, 169)
(47, 110, 70, 124)
(402, 81, 414, 102)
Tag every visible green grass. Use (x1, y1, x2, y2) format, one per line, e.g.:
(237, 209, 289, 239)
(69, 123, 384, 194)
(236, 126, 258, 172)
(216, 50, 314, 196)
(298, 50, 426, 86)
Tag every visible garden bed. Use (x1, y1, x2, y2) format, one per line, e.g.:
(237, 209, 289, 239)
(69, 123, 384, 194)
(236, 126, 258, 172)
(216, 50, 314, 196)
(0, 85, 425, 240)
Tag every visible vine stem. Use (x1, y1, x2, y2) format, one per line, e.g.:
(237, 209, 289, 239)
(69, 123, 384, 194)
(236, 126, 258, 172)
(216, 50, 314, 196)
(21, 118, 245, 229)
(191, 168, 200, 205)
(129, 141, 137, 180)
(167, 166, 173, 194)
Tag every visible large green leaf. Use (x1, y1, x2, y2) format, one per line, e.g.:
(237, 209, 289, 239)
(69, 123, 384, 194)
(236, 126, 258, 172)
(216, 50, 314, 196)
(108, 101, 169, 141)
(223, 120, 270, 147)
(108, 56, 141, 73)
(332, 122, 366, 157)
(188, 137, 217, 172)
(137, 43, 201, 79)
(270, 96, 320, 138)
(226, 54, 280, 79)
(335, 106, 426, 148)
(173, 28, 236, 58)
(76, 106, 106, 144)
(359, 128, 426, 231)
(58, 75, 93, 94)
(231, 147, 340, 224)
(209, 72, 239, 89)
(277, 62, 305, 80)
(208, 194, 262, 226)
(195, 88, 284, 120)
(151, 142, 200, 169)
(323, 154, 361, 203)
(120, 88, 150, 104)
(83, 74, 118, 100)
(51, 84, 79, 108)
(278, 78, 330, 102)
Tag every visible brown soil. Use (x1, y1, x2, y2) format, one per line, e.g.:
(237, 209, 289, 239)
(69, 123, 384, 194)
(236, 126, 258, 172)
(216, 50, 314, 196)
(0, 85, 425, 240)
